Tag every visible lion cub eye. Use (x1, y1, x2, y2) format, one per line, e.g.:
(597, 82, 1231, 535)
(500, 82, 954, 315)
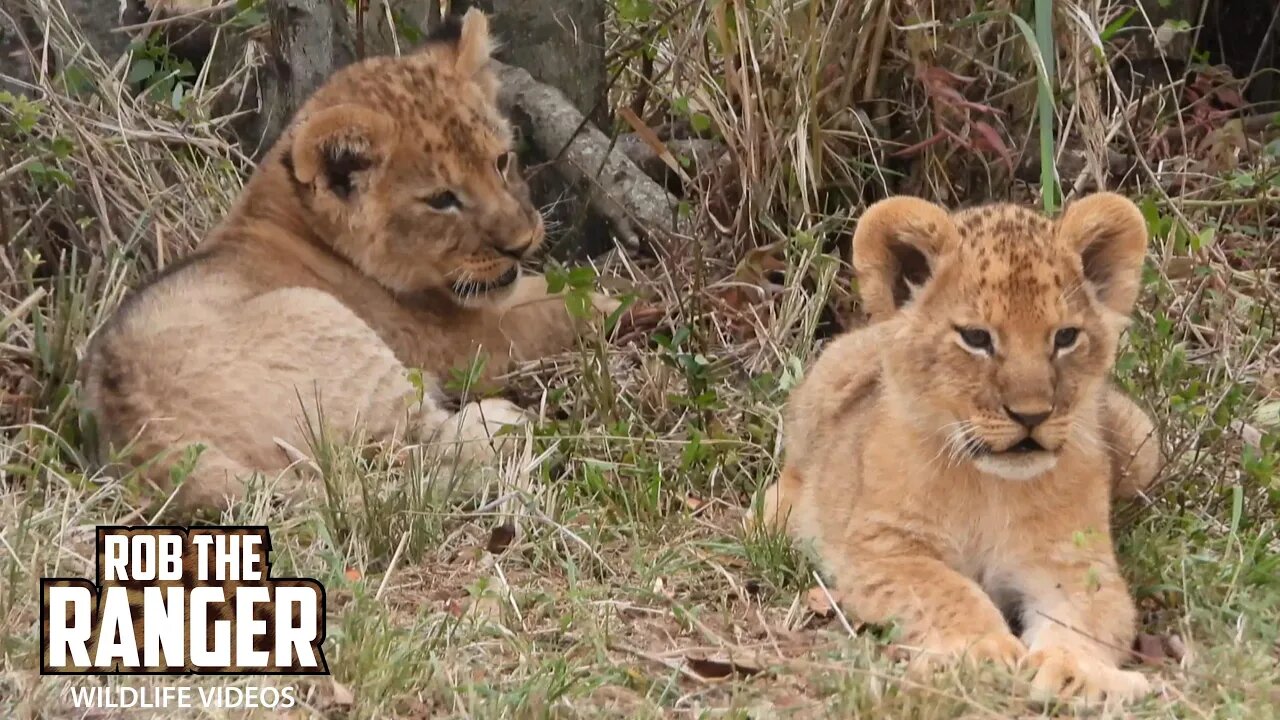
(955, 326, 994, 354)
(423, 190, 463, 212)
(1054, 327, 1081, 351)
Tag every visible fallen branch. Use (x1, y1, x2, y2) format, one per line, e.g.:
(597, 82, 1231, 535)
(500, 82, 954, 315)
(614, 134, 728, 185)
(495, 62, 687, 250)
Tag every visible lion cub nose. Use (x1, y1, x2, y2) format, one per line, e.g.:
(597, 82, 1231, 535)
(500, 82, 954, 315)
(1004, 406, 1051, 430)
(495, 240, 532, 259)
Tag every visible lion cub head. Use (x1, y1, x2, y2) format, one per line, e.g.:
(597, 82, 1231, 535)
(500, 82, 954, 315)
(280, 9, 541, 302)
(853, 193, 1148, 480)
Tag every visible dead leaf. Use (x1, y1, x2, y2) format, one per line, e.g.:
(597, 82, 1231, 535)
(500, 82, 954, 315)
(969, 120, 1015, 174)
(683, 493, 708, 515)
(1164, 256, 1196, 279)
(736, 241, 788, 291)
(445, 598, 465, 618)
(486, 522, 516, 555)
(330, 679, 355, 706)
(1252, 400, 1280, 431)
(652, 576, 674, 600)
(804, 586, 835, 617)
(1132, 632, 1168, 666)
(463, 579, 507, 623)
(1132, 632, 1188, 667)
(617, 106, 690, 182)
(685, 649, 766, 679)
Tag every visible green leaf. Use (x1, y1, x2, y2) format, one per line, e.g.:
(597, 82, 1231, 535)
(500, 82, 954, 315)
(545, 269, 567, 294)
(954, 10, 1003, 28)
(128, 59, 156, 85)
(59, 65, 94, 96)
(1229, 173, 1256, 191)
(50, 137, 74, 158)
(565, 290, 590, 319)
(604, 294, 637, 335)
(169, 443, 208, 486)
(1100, 8, 1136, 41)
(1191, 227, 1216, 251)
(566, 266, 596, 287)
(1010, 5, 1059, 213)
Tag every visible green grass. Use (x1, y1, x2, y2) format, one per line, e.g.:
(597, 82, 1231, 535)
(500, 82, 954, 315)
(3, 0, 1280, 717)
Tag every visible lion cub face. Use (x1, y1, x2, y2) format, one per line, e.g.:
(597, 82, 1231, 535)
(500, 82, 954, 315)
(853, 194, 1149, 481)
(283, 10, 542, 302)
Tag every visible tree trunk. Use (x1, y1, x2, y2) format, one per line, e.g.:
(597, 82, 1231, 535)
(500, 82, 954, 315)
(470, 0, 608, 125)
(31, 0, 625, 253)
(245, 0, 355, 157)
(361, 0, 430, 59)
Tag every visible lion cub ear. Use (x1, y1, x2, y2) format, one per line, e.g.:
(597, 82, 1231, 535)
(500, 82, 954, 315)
(1056, 192, 1148, 316)
(852, 196, 960, 322)
(289, 105, 396, 201)
(421, 9, 498, 99)
(423, 9, 494, 75)
(454, 8, 494, 77)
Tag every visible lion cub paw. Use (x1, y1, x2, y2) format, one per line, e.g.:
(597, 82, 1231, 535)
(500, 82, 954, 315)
(1026, 646, 1152, 706)
(432, 398, 532, 467)
(912, 631, 1027, 673)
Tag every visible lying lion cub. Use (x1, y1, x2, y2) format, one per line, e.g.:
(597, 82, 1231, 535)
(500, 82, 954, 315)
(754, 193, 1162, 704)
(81, 10, 616, 512)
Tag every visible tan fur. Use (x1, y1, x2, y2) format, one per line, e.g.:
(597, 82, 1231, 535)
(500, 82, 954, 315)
(81, 10, 617, 513)
(754, 193, 1162, 705)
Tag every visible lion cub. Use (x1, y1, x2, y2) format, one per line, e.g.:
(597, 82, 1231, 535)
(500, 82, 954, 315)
(755, 193, 1162, 704)
(81, 10, 616, 512)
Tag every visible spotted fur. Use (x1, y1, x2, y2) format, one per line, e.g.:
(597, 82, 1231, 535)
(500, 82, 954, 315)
(79, 10, 618, 513)
(754, 193, 1162, 705)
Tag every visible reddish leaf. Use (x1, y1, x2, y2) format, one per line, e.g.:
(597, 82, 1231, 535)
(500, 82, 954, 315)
(891, 130, 951, 158)
(969, 120, 1015, 173)
(917, 65, 978, 88)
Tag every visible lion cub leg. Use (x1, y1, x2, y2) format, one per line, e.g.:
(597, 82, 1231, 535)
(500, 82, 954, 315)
(114, 288, 529, 512)
(422, 397, 532, 485)
(1101, 387, 1161, 500)
(1015, 535, 1150, 704)
(488, 274, 621, 362)
(746, 464, 804, 533)
(834, 528, 1026, 669)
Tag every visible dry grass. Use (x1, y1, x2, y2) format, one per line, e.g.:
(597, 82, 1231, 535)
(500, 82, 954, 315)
(2, 0, 1279, 718)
